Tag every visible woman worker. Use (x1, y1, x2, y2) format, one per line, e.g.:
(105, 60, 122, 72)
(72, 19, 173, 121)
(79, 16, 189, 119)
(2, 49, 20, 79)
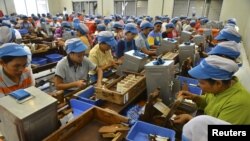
(0, 43, 34, 97)
(173, 55, 250, 125)
(89, 31, 119, 79)
(54, 38, 103, 92)
(116, 23, 138, 63)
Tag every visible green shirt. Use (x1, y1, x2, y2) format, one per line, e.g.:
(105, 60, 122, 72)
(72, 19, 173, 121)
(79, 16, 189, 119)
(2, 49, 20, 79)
(197, 77, 250, 124)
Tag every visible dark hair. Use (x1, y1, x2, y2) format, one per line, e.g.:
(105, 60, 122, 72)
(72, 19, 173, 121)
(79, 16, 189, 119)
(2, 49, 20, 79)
(212, 54, 236, 61)
(1, 56, 27, 64)
(204, 78, 231, 85)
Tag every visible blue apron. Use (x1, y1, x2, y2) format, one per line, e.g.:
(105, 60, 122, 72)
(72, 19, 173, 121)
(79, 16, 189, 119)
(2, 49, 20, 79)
(140, 33, 150, 50)
(153, 31, 162, 46)
(124, 40, 136, 52)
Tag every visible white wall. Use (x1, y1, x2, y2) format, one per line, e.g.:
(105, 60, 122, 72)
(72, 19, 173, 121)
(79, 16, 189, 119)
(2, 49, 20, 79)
(0, 0, 7, 15)
(220, 0, 250, 65)
(0, 0, 16, 15)
(96, 0, 114, 16)
(163, 0, 174, 17)
(244, 15, 250, 64)
(148, 0, 174, 17)
(47, 0, 61, 15)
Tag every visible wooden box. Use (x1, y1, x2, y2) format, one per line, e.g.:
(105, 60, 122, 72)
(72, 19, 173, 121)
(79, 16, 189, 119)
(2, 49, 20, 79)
(43, 107, 128, 141)
(95, 74, 146, 105)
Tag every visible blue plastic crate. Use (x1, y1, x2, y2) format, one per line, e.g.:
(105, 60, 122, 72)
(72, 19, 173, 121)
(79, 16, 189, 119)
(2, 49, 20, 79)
(177, 75, 199, 85)
(70, 99, 94, 117)
(126, 121, 176, 141)
(31, 57, 48, 66)
(188, 85, 202, 95)
(177, 76, 202, 95)
(89, 69, 113, 83)
(45, 53, 63, 63)
(75, 86, 103, 106)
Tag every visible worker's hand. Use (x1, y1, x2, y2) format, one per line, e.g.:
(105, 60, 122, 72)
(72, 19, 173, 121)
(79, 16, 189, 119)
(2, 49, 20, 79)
(74, 80, 86, 89)
(173, 114, 193, 124)
(56, 38, 65, 47)
(108, 60, 118, 68)
(96, 81, 102, 88)
(177, 91, 196, 100)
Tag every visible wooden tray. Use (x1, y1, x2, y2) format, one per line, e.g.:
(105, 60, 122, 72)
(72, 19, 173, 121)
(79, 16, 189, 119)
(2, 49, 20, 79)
(43, 107, 129, 141)
(95, 73, 146, 105)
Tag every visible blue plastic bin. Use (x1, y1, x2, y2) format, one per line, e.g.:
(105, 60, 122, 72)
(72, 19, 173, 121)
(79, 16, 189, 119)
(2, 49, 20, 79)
(126, 121, 176, 141)
(70, 99, 94, 117)
(188, 85, 202, 95)
(31, 57, 47, 66)
(177, 76, 202, 95)
(45, 53, 63, 63)
(177, 76, 199, 85)
(75, 86, 103, 106)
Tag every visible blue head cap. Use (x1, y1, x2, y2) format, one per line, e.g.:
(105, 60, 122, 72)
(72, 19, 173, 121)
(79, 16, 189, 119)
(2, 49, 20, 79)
(64, 38, 88, 54)
(0, 43, 30, 58)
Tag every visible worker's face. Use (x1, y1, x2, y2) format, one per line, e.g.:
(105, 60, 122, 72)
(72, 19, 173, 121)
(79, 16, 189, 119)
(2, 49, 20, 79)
(2, 57, 27, 77)
(76, 31, 82, 37)
(70, 51, 85, 63)
(166, 28, 173, 33)
(99, 43, 111, 51)
(154, 24, 162, 32)
(198, 80, 222, 94)
(115, 28, 122, 33)
(144, 28, 152, 35)
(125, 32, 137, 41)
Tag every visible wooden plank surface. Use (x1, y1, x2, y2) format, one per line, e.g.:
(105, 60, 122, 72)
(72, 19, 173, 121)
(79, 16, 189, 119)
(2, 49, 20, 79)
(101, 85, 146, 113)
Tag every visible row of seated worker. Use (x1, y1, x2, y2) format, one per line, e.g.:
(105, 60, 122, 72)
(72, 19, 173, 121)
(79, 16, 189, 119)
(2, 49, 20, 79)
(1, 13, 239, 56)
(2, 13, 250, 141)
(0, 13, 241, 97)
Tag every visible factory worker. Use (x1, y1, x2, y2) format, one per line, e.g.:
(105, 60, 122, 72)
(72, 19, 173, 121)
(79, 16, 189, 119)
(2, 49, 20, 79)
(96, 24, 106, 33)
(60, 21, 77, 40)
(161, 16, 170, 32)
(112, 22, 124, 41)
(74, 23, 91, 54)
(103, 17, 111, 31)
(173, 55, 250, 125)
(50, 16, 61, 28)
(89, 31, 119, 76)
(0, 43, 34, 97)
(182, 115, 231, 141)
(19, 15, 34, 31)
(116, 23, 138, 62)
(162, 23, 175, 38)
(171, 17, 182, 35)
(93, 24, 107, 45)
(170, 17, 179, 38)
(184, 20, 196, 32)
(207, 41, 240, 61)
(227, 18, 239, 32)
(214, 26, 241, 43)
(55, 38, 102, 91)
(135, 21, 156, 56)
(136, 19, 142, 32)
(147, 20, 162, 49)
(0, 26, 34, 84)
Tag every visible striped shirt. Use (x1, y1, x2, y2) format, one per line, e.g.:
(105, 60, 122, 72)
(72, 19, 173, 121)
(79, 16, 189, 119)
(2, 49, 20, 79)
(0, 66, 33, 97)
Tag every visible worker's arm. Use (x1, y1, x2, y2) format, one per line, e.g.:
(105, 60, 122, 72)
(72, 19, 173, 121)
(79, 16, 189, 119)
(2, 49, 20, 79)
(178, 91, 207, 109)
(54, 75, 86, 90)
(140, 47, 156, 56)
(147, 36, 159, 49)
(135, 38, 156, 56)
(95, 67, 103, 87)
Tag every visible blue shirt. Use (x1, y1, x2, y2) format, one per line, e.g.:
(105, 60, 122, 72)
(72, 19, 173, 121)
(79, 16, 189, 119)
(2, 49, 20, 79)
(116, 39, 137, 58)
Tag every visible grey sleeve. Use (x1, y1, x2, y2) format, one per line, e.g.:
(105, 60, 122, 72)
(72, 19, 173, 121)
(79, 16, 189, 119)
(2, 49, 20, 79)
(85, 57, 97, 71)
(55, 61, 66, 79)
(0, 93, 5, 98)
(135, 38, 146, 50)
